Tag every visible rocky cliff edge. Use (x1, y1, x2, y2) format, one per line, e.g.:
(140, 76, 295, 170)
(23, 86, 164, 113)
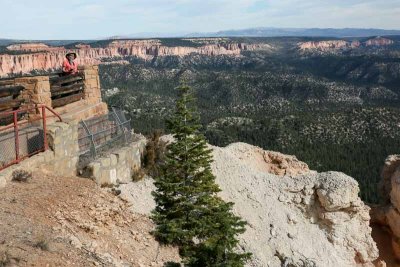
(119, 142, 379, 267)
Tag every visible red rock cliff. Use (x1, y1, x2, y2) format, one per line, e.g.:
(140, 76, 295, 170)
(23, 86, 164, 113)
(0, 40, 265, 77)
(365, 36, 394, 46)
(298, 37, 395, 51)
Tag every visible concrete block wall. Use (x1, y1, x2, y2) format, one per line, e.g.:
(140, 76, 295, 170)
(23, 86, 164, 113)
(82, 136, 146, 186)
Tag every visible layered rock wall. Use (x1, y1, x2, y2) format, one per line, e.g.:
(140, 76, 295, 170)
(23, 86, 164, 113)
(298, 37, 395, 51)
(0, 40, 264, 77)
(298, 40, 351, 50)
(365, 37, 395, 47)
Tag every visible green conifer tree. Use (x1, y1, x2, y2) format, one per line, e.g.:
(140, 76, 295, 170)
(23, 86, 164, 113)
(151, 85, 251, 266)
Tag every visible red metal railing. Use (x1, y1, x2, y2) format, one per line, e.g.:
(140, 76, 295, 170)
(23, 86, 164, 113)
(0, 104, 62, 171)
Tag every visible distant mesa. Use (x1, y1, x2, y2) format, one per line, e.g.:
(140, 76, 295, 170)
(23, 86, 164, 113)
(365, 36, 395, 46)
(298, 36, 395, 51)
(298, 40, 350, 50)
(75, 43, 91, 49)
(6, 42, 92, 51)
(6, 43, 64, 52)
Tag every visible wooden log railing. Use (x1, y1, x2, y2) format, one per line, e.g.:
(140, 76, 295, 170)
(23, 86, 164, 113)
(0, 99, 25, 111)
(0, 79, 25, 113)
(50, 74, 85, 86)
(0, 80, 15, 86)
(0, 85, 25, 98)
(52, 92, 85, 108)
(50, 73, 85, 108)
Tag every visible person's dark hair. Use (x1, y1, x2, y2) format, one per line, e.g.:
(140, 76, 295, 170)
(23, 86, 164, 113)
(65, 52, 77, 59)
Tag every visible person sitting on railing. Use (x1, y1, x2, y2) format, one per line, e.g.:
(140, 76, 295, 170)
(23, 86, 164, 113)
(62, 52, 78, 75)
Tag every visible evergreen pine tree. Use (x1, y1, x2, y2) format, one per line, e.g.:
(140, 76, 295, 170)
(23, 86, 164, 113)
(151, 85, 251, 266)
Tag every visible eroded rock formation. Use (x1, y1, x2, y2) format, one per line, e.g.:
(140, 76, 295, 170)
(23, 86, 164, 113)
(371, 155, 400, 261)
(298, 40, 351, 50)
(0, 40, 269, 77)
(119, 142, 379, 267)
(298, 37, 395, 51)
(222, 142, 310, 177)
(365, 37, 395, 47)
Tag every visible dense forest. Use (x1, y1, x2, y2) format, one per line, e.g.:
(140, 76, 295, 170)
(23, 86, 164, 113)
(99, 37, 400, 203)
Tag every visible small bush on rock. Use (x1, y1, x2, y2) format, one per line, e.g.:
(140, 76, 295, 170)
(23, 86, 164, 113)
(131, 169, 146, 182)
(34, 238, 49, 251)
(12, 170, 32, 183)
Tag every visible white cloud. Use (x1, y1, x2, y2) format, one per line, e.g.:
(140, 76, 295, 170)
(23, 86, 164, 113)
(1, 0, 399, 39)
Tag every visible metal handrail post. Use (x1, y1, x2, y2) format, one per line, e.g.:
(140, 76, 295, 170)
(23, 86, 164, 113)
(81, 120, 96, 158)
(42, 106, 48, 151)
(13, 112, 20, 163)
(111, 107, 128, 144)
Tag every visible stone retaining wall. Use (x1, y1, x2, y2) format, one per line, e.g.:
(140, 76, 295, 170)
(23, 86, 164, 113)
(0, 150, 54, 187)
(0, 120, 146, 188)
(0, 121, 79, 187)
(82, 137, 146, 186)
(45, 121, 80, 176)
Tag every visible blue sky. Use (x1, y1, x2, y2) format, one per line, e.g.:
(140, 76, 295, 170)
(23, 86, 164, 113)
(2, 0, 400, 39)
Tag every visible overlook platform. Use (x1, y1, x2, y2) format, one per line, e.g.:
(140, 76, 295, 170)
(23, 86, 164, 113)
(0, 66, 144, 189)
(0, 65, 108, 125)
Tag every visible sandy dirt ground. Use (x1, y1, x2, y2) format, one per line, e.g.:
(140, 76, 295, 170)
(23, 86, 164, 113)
(0, 170, 179, 267)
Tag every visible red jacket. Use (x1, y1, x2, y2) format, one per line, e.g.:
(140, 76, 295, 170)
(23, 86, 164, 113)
(62, 58, 78, 74)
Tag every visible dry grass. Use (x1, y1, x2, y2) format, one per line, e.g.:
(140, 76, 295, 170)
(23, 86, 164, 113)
(0, 252, 11, 267)
(12, 170, 32, 183)
(34, 237, 49, 251)
(132, 169, 146, 182)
